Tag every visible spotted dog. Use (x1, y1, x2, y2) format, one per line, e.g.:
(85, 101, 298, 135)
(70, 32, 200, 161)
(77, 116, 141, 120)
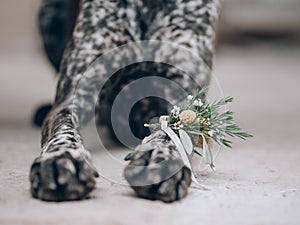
(30, 0, 222, 202)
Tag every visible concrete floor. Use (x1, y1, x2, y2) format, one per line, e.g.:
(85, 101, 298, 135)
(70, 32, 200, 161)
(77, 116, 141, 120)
(0, 44, 300, 225)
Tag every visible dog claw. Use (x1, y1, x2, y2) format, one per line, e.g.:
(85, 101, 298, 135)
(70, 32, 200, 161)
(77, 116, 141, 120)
(30, 149, 97, 201)
(124, 131, 192, 202)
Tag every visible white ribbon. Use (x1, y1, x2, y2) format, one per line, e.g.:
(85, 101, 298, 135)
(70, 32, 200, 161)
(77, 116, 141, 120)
(159, 116, 209, 190)
(200, 133, 214, 170)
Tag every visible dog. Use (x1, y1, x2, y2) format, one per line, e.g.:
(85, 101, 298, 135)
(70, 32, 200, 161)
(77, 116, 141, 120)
(30, 0, 221, 202)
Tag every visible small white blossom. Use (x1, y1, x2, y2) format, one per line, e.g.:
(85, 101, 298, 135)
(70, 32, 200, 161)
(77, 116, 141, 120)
(171, 105, 180, 113)
(187, 95, 193, 100)
(193, 99, 203, 107)
(173, 121, 182, 130)
(171, 105, 180, 118)
(208, 130, 214, 137)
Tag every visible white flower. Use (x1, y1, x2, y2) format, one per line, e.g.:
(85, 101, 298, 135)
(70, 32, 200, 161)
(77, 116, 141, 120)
(175, 105, 180, 111)
(171, 105, 180, 113)
(173, 121, 183, 130)
(208, 130, 214, 137)
(171, 105, 180, 118)
(193, 99, 203, 107)
(187, 95, 193, 100)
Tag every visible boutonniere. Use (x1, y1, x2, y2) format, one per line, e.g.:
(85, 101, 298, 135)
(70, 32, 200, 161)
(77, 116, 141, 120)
(145, 87, 252, 186)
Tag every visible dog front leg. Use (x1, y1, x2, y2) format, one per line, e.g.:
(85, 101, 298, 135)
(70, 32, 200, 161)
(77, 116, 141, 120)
(124, 0, 222, 202)
(30, 0, 140, 201)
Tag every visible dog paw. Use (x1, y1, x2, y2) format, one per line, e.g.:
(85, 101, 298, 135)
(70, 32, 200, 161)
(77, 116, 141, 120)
(124, 149, 192, 202)
(30, 149, 98, 201)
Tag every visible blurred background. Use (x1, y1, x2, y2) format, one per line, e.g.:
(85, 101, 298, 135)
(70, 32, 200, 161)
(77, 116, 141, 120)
(0, 0, 299, 125)
(0, 0, 55, 124)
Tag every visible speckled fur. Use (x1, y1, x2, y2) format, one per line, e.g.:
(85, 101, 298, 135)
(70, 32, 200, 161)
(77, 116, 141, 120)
(30, 0, 222, 201)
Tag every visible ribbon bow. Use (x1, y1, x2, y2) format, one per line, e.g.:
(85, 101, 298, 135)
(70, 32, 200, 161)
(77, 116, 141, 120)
(159, 116, 209, 190)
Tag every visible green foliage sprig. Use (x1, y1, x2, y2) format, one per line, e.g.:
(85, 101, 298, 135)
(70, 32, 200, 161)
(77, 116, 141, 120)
(144, 87, 253, 169)
(168, 87, 253, 148)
